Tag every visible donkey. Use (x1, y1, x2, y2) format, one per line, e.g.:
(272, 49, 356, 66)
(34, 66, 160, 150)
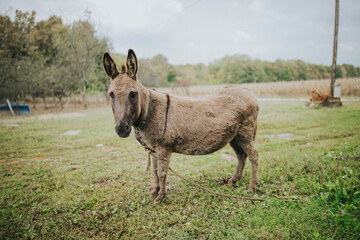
(103, 49, 259, 204)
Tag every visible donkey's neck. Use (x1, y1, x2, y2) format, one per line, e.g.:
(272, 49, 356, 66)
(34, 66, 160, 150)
(134, 84, 150, 129)
(135, 88, 170, 146)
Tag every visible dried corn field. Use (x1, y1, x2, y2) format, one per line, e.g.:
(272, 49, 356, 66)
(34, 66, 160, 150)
(158, 78, 360, 97)
(14, 78, 359, 113)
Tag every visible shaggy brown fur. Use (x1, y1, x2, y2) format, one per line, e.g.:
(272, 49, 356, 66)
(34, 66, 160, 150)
(103, 50, 259, 204)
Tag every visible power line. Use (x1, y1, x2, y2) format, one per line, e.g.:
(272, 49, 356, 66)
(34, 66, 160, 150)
(117, 0, 204, 48)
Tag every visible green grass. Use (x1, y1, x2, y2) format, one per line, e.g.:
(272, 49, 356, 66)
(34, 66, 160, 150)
(1, 101, 359, 239)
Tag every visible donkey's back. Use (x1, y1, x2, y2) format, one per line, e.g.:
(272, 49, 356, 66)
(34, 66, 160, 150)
(166, 86, 259, 155)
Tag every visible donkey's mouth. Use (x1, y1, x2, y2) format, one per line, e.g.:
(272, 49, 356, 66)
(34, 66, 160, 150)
(115, 125, 131, 138)
(116, 129, 131, 138)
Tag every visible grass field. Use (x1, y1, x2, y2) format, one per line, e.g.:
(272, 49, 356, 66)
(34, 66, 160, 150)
(1, 100, 359, 239)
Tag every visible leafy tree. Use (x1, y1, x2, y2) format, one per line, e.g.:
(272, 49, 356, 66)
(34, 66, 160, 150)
(343, 64, 357, 77)
(0, 10, 36, 100)
(167, 70, 176, 83)
(0, 10, 109, 109)
(335, 65, 343, 78)
(138, 54, 170, 87)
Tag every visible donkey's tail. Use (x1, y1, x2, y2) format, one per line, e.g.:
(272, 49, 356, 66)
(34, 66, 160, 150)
(253, 122, 257, 141)
(253, 104, 259, 141)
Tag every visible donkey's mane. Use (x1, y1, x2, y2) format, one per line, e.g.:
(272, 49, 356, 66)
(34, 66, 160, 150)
(120, 63, 126, 73)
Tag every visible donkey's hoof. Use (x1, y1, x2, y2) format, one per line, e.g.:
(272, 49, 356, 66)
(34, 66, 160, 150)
(150, 187, 160, 199)
(150, 190, 158, 199)
(247, 187, 256, 194)
(154, 194, 166, 204)
(227, 178, 236, 187)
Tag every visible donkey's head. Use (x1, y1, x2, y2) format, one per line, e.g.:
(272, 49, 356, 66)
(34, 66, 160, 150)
(103, 49, 146, 138)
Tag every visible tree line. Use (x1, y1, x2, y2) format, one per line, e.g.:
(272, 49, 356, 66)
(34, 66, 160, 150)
(110, 52, 360, 88)
(1, 10, 359, 109)
(108, 53, 359, 88)
(171, 55, 360, 86)
(0, 10, 108, 109)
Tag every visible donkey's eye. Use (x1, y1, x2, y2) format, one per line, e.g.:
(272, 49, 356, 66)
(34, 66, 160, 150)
(109, 92, 115, 100)
(129, 91, 137, 100)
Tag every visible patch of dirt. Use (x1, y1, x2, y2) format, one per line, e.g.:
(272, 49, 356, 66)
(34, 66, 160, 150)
(94, 145, 121, 151)
(0, 118, 24, 127)
(60, 130, 81, 136)
(101, 147, 119, 151)
(56, 144, 74, 148)
(0, 112, 86, 127)
(37, 112, 85, 120)
(264, 133, 295, 139)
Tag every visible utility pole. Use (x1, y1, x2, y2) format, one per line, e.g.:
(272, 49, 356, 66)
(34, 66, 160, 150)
(330, 0, 339, 97)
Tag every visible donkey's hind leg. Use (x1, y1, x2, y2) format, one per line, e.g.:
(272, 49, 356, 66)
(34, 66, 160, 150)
(228, 136, 247, 187)
(239, 141, 259, 193)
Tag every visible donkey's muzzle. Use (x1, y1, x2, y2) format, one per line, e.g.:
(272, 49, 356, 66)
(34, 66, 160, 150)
(115, 122, 131, 138)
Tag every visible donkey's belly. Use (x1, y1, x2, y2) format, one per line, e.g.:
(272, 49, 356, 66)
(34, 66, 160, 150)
(173, 141, 229, 155)
(171, 127, 238, 155)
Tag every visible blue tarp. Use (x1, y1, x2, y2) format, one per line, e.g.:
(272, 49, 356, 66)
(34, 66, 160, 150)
(0, 99, 30, 114)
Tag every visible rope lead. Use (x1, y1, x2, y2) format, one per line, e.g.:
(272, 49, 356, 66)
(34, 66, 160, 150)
(144, 151, 298, 202)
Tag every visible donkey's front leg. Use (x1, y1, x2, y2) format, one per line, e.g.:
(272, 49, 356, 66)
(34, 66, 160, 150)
(150, 154, 160, 199)
(154, 147, 171, 204)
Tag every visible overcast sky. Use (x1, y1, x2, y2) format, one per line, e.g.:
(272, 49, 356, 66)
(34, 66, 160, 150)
(1, 0, 359, 66)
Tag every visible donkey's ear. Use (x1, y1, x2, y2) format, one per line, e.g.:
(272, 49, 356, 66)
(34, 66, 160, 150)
(103, 52, 119, 79)
(126, 49, 138, 79)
